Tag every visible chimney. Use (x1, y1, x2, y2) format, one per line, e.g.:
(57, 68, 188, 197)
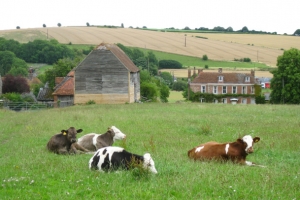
(188, 69, 191, 78)
(251, 69, 255, 76)
(198, 69, 203, 74)
(218, 68, 222, 73)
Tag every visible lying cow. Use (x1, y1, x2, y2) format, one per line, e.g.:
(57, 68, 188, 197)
(89, 146, 158, 174)
(77, 126, 126, 151)
(47, 127, 89, 154)
(188, 135, 263, 166)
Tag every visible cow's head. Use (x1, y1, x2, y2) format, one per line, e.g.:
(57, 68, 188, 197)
(109, 126, 126, 141)
(61, 127, 83, 143)
(143, 153, 158, 174)
(238, 135, 260, 154)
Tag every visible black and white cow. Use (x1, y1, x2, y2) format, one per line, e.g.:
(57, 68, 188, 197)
(89, 146, 158, 174)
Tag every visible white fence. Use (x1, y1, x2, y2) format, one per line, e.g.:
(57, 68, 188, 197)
(1, 101, 73, 111)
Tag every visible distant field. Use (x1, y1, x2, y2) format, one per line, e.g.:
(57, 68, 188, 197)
(161, 68, 273, 78)
(1, 27, 299, 67)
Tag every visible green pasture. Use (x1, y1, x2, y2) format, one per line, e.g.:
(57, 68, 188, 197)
(0, 103, 299, 199)
(129, 47, 269, 69)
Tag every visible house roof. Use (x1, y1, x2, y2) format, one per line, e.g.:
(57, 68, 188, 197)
(52, 70, 74, 96)
(37, 82, 54, 101)
(94, 43, 139, 73)
(192, 70, 256, 84)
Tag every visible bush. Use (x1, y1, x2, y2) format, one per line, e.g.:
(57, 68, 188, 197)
(2, 75, 30, 94)
(202, 55, 208, 61)
(172, 80, 187, 91)
(158, 60, 182, 69)
(255, 95, 265, 104)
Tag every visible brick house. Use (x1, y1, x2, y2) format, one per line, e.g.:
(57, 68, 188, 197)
(189, 68, 257, 104)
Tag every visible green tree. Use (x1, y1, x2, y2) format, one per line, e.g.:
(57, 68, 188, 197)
(241, 26, 249, 32)
(160, 71, 173, 87)
(226, 27, 234, 32)
(202, 54, 208, 60)
(0, 51, 14, 75)
(294, 29, 300, 35)
(86, 22, 90, 26)
(16, 26, 20, 29)
(44, 58, 79, 88)
(172, 80, 187, 91)
(43, 24, 46, 28)
(57, 23, 61, 27)
(270, 48, 300, 104)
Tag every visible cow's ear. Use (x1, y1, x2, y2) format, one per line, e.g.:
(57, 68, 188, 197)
(77, 129, 83, 133)
(237, 138, 244, 143)
(253, 137, 260, 143)
(61, 130, 67, 135)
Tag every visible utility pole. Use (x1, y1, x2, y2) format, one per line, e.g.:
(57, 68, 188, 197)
(185, 34, 187, 47)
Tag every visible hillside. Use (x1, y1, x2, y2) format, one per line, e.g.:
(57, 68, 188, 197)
(1, 27, 299, 67)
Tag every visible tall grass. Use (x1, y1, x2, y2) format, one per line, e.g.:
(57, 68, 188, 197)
(0, 103, 299, 199)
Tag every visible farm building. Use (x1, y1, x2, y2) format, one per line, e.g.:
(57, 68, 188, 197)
(51, 70, 74, 107)
(189, 68, 258, 104)
(74, 43, 140, 104)
(51, 43, 140, 105)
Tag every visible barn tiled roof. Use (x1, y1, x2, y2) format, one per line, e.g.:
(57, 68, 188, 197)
(95, 43, 139, 73)
(192, 70, 256, 84)
(52, 70, 74, 95)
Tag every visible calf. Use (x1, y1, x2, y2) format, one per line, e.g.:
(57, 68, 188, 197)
(188, 135, 262, 166)
(77, 126, 126, 151)
(89, 146, 158, 173)
(47, 127, 89, 154)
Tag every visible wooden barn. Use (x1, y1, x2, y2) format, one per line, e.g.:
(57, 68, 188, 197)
(74, 43, 140, 104)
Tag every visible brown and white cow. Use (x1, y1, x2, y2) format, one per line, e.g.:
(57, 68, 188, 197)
(77, 126, 126, 151)
(47, 127, 89, 154)
(188, 135, 263, 166)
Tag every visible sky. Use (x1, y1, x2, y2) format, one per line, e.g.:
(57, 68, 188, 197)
(1, 0, 298, 34)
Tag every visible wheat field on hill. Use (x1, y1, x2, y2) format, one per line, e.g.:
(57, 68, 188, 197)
(1, 27, 299, 67)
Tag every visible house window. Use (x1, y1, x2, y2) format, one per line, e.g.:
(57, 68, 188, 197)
(213, 86, 218, 94)
(222, 86, 227, 94)
(242, 86, 247, 94)
(232, 86, 237, 94)
(251, 86, 254, 94)
(242, 99, 247, 104)
(200, 98, 205, 103)
(245, 76, 250, 82)
(218, 76, 223, 82)
(251, 98, 255, 104)
(222, 98, 227, 104)
(202, 86, 206, 93)
(214, 99, 218, 104)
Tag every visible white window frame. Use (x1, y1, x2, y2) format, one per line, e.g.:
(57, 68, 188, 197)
(222, 98, 227, 104)
(251, 86, 254, 94)
(232, 86, 237, 94)
(218, 76, 223, 82)
(242, 86, 247, 94)
(245, 76, 250, 82)
(222, 86, 227, 94)
(242, 98, 247, 104)
(213, 86, 218, 94)
(201, 85, 206, 93)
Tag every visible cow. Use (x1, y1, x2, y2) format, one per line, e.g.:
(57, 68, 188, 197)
(88, 146, 158, 174)
(77, 126, 126, 151)
(46, 127, 89, 154)
(188, 135, 264, 167)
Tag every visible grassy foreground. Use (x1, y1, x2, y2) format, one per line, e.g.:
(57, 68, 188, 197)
(0, 103, 299, 199)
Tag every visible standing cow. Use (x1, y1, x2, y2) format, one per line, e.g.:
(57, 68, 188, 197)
(77, 126, 126, 151)
(47, 127, 89, 154)
(188, 135, 263, 166)
(89, 146, 158, 174)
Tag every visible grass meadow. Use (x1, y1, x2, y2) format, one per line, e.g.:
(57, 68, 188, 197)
(0, 103, 299, 199)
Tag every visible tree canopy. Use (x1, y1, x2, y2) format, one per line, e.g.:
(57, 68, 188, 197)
(270, 48, 300, 104)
